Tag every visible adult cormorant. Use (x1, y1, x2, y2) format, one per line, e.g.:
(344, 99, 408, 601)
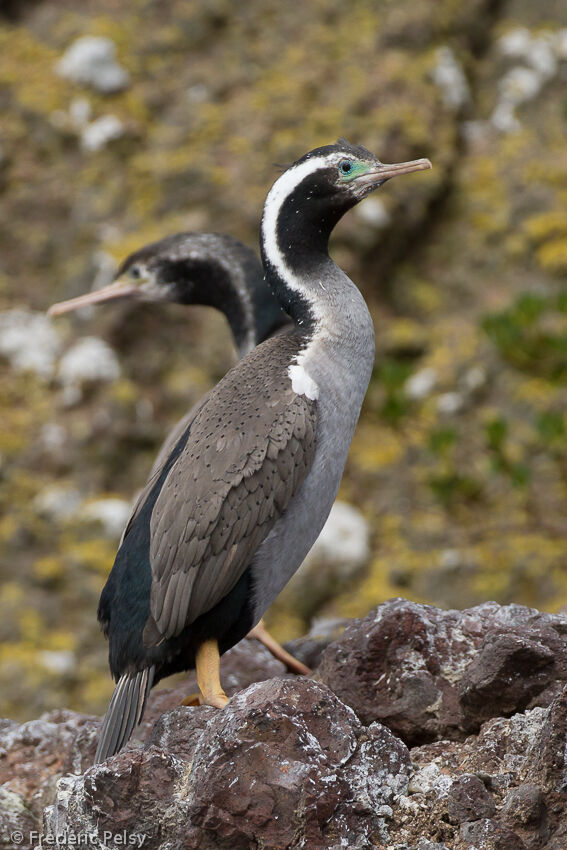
(58, 140, 431, 762)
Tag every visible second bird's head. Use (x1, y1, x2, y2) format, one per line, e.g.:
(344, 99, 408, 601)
(47, 233, 254, 317)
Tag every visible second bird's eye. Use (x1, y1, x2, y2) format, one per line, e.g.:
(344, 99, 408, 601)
(339, 159, 354, 175)
(129, 266, 142, 279)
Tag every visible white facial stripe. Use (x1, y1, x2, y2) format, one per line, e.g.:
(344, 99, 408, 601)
(261, 153, 345, 316)
(261, 151, 349, 404)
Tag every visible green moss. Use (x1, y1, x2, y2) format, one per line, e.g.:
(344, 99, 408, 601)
(482, 292, 567, 379)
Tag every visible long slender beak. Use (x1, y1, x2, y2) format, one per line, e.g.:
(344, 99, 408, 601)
(47, 276, 142, 317)
(354, 157, 432, 196)
(373, 158, 432, 180)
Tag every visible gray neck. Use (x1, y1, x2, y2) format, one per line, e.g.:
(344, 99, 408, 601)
(305, 261, 375, 430)
(248, 260, 375, 623)
(262, 245, 375, 413)
(260, 169, 375, 401)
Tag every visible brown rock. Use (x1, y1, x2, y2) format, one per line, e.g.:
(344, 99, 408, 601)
(0, 710, 99, 849)
(317, 599, 567, 744)
(2, 603, 565, 849)
(0, 786, 37, 850)
(145, 705, 217, 760)
(185, 679, 364, 849)
(524, 684, 567, 789)
(317, 598, 454, 743)
(83, 747, 181, 841)
(446, 774, 496, 824)
(0, 710, 99, 803)
(283, 617, 350, 671)
(0, 639, 286, 848)
(460, 818, 527, 849)
(46, 678, 412, 849)
(458, 633, 555, 731)
(500, 784, 545, 827)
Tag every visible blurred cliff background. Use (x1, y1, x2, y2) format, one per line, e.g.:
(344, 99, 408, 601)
(1, 0, 566, 721)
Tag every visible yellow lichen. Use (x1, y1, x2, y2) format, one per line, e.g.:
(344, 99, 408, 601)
(33, 556, 65, 584)
(536, 239, 567, 275)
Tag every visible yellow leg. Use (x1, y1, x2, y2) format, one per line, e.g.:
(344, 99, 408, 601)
(247, 619, 311, 676)
(195, 639, 229, 708)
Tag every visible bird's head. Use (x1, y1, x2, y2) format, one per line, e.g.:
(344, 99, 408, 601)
(111, 239, 186, 302)
(47, 234, 235, 317)
(261, 139, 431, 267)
(295, 138, 431, 200)
(47, 243, 170, 317)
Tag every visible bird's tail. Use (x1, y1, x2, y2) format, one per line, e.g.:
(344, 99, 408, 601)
(95, 666, 155, 763)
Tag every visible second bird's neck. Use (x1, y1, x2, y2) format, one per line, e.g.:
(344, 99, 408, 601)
(175, 257, 253, 356)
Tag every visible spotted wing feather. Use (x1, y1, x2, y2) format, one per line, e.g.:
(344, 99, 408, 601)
(146, 334, 317, 643)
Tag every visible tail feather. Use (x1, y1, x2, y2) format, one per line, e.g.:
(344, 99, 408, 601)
(114, 676, 135, 755)
(95, 666, 155, 763)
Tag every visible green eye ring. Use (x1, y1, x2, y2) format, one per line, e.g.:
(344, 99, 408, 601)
(339, 159, 354, 175)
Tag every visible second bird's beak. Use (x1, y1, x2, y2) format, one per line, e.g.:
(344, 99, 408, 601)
(48, 275, 142, 317)
(354, 157, 432, 196)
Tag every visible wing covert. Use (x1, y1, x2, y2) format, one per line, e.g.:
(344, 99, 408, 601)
(144, 334, 318, 644)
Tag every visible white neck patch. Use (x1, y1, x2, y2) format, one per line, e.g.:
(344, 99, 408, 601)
(288, 362, 319, 400)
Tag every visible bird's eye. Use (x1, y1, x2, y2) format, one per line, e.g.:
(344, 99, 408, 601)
(129, 266, 142, 280)
(339, 159, 354, 175)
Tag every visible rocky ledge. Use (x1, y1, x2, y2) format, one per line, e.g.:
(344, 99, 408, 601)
(2, 599, 567, 850)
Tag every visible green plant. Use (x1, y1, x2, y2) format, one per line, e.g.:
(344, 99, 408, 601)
(482, 291, 567, 379)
